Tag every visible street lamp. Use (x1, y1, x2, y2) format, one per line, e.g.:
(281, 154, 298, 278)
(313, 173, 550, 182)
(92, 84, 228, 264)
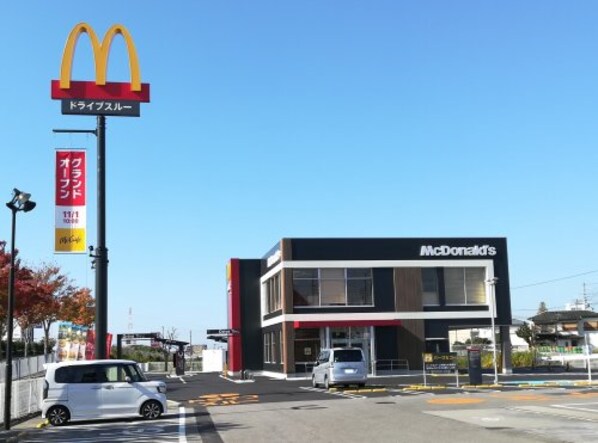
(4, 188, 35, 430)
(486, 277, 499, 385)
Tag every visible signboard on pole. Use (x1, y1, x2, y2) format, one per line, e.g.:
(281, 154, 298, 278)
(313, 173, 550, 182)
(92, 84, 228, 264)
(423, 352, 458, 373)
(55, 150, 86, 253)
(61, 99, 141, 117)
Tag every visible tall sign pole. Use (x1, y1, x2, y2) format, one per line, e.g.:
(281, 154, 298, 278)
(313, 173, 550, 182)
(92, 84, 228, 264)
(51, 23, 150, 359)
(96, 115, 108, 358)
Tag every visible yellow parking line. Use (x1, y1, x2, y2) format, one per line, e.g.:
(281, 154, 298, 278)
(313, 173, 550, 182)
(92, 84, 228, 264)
(190, 393, 259, 407)
(490, 393, 550, 401)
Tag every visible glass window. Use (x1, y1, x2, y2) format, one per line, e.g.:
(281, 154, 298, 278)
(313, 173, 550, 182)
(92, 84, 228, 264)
(264, 333, 271, 363)
(333, 349, 364, 362)
(465, 268, 486, 304)
(270, 332, 277, 363)
(347, 279, 372, 305)
(292, 268, 373, 307)
(444, 268, 466, 304)
(422, 268, 439, 305)
(321, 268, 345, 279)
(293, 279, 319, 306)
(73, 366, 100, 383)
(321, 279, 345, 305)
(444, 267, 486, 305)
(55, 367, 72, 383)
(293, 269, 318, 279)
(265, 273, 282, 313)
(347, 268, 372, 279)
(124, 364, 146, 382)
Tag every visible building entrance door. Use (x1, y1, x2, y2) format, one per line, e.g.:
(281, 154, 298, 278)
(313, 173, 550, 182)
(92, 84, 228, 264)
(329, 327, 372, 374)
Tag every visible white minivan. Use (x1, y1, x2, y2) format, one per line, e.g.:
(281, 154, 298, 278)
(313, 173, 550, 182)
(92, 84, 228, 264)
(42, 359, 167, 426)
(312, 347, 368, 389)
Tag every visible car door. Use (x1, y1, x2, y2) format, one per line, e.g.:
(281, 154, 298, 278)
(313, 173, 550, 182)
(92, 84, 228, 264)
(315, 350, 329, 384)
(67, 365, 103, 420)
(99, 363, 138, 416)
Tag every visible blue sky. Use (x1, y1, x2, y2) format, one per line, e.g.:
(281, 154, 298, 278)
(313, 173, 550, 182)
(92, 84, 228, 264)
(2, 2, 598, 344)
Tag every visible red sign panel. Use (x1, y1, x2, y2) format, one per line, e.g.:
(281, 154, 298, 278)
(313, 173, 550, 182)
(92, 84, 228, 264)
(56, 151, 86, 206)
(51, 80, 150, 102)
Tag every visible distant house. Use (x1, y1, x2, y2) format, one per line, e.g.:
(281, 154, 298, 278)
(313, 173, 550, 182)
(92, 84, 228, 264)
(529, 310, 598, 348)
(449, 318, 529, 352)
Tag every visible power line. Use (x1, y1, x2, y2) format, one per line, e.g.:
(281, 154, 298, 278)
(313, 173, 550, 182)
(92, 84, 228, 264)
(511, 269, 598, 290)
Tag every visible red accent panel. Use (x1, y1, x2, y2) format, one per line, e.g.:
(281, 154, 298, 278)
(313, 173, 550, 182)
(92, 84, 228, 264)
(51, 80, 150, 102)
(55, 151, 86, 205)
(293, 319, 401, 329)
(227, 259, 242, 372)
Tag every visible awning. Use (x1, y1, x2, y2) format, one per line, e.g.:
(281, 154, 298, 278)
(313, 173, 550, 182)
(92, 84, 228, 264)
(293, 319, 401, 329)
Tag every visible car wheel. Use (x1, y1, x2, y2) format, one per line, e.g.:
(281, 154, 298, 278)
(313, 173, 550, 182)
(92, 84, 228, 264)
(140, 400, 162, 420)
(324, 376, 330, 390)
(47, 405, 70, 426)
(312, 375, 318, 388)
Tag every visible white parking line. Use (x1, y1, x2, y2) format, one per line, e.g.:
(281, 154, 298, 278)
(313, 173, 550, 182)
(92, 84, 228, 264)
(552, 401, 598, 414)
(179, 406, 188, 443)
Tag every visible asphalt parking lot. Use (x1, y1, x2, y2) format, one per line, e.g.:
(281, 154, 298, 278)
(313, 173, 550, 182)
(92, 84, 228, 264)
(4, 370, 598, 442)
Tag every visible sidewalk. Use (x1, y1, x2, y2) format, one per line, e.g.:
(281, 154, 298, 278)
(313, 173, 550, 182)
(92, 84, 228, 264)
(0, 414, 46, 442)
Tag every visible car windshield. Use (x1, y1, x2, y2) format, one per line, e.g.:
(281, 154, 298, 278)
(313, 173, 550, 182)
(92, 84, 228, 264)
(334, 350, 363, 362)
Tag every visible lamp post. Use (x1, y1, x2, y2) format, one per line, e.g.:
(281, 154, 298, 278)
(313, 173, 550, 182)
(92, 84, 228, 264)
(4, 189, 36, 430)
(486, 277, 499, 385)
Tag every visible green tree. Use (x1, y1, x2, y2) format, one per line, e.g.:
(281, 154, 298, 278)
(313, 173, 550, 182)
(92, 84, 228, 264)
(516, 322, 537, 348)
(29, 264, 74, 360)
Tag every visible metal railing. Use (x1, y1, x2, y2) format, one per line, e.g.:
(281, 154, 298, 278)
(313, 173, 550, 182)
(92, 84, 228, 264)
(0, 377, 45, 424)
(0, 354, 54, 381)
(294, 361, 315, 374)
(376, 359, 410, 372)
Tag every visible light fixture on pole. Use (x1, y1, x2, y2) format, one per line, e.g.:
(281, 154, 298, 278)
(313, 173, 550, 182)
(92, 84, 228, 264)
(486, 277, 499, 386)
(4, 188, 36, 430)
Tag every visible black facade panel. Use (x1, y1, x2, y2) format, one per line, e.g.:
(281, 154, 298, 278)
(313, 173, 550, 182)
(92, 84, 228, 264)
(289, 238, 503, 261)
(373, 268, 395, 312)
(288, 238, 512, 326)
(375, 327, 398, 363)
(239, 259, 263, 371)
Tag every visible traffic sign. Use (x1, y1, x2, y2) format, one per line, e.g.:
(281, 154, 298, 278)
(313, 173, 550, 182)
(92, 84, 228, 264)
(206, 329, 239, 335)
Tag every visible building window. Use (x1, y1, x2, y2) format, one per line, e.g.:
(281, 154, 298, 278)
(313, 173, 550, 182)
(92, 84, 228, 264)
(292, 269, 319, 306)
(444, 267, 486, 305)
(264, 333, 271, 363)
(263, 331, 278, 364)
(265, 273, 281, 313)
(294, 328, 319, 372)
(422, 268, 439, 306)
(320, 269, 345, 305)
(279, 330, 283, 365)
(292, 268, 373, 307)
(347, 268, 373, 305)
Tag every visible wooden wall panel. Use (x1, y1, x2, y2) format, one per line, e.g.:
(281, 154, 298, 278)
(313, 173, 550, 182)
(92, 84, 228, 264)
(394, 268, 423, 312)
(397, 319, 425, 370)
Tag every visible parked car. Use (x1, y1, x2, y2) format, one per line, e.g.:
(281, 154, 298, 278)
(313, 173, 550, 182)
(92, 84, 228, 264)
(312, 347, 367, 389)
(42, 359, 167, 426)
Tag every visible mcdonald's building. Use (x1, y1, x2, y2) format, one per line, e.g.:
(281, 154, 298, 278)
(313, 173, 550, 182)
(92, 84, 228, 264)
(224, 237, 513, 378)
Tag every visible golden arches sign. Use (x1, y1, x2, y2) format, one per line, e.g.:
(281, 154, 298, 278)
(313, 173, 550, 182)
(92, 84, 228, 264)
(59, 22, 142, 92)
